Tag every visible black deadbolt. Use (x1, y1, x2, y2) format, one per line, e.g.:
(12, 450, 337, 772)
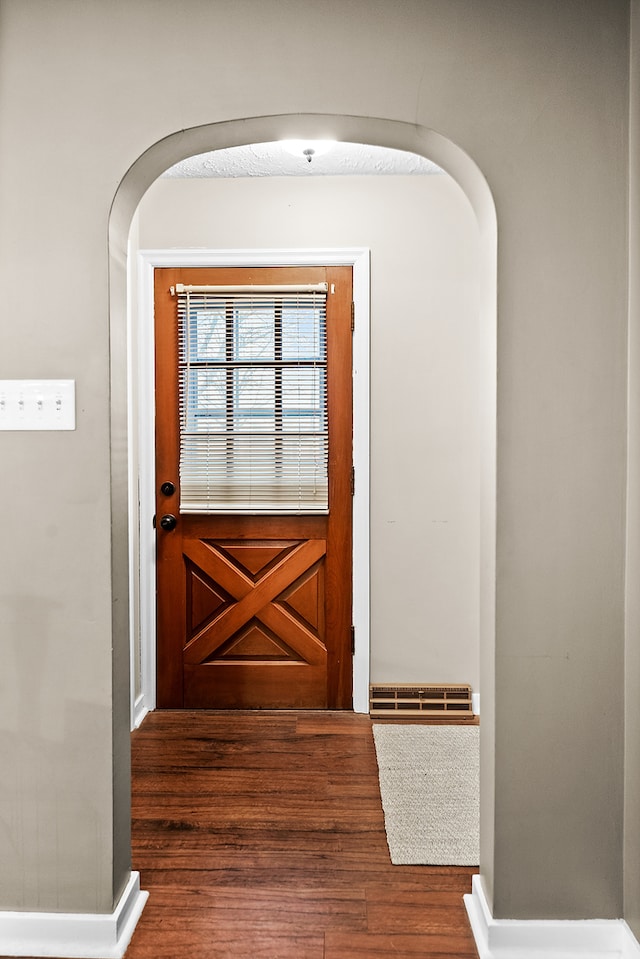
(160, 481, 176, 496)
(159, 513, 177, 531)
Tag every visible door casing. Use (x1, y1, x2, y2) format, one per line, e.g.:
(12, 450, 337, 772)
(130, 247, 370, 726)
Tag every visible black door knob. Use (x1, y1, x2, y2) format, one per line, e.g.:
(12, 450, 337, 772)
(160, 513, 177, 531)
(160, 481, 176, 496)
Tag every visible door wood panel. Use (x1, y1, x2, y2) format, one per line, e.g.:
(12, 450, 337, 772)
(155, 266, 353, 709)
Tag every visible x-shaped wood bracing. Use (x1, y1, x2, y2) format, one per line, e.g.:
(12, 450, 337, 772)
(183, 539, 328, 666)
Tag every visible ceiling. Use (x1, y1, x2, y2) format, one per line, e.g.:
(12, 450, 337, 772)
(163, 141, 443, 178)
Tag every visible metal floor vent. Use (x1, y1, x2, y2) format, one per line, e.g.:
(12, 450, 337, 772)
(369, 683, 473, 718)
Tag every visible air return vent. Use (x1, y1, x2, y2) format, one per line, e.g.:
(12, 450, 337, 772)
(369, 683, 473, 718)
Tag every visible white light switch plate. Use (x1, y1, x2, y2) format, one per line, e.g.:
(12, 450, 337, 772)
(0, 379, 76, 430)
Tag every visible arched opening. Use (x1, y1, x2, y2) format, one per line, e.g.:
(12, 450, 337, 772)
(109, 112, 497, 880)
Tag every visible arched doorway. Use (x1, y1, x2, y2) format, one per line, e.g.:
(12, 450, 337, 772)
(109, 111, 497, 875)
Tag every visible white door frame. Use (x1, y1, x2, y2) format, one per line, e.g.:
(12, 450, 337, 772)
(130, 247, 370, 726)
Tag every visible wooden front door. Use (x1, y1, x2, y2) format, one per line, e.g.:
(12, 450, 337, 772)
(155, 266, 353, 709)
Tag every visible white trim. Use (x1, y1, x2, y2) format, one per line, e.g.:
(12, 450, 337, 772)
(464, 874, 640, 959)
(621, 925, 640, 959)
(127, 226, 141, 731)
(0, 872, 148, 959)
(472, 692, 480, 715)
(132, 247, 371, 720)
(131, 691, 149, 730)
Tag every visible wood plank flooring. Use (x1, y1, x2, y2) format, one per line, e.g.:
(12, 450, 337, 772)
(126, 710, 479, 959)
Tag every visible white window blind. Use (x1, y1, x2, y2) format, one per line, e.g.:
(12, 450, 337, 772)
(176, 283, 329, 514)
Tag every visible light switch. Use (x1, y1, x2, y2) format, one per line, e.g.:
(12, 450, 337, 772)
(0, 380, 76, 431)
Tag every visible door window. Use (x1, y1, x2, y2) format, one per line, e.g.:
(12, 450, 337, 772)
(176, 286, 328, 513)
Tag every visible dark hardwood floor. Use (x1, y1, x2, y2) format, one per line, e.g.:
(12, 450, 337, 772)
(126, 710, 479, 959)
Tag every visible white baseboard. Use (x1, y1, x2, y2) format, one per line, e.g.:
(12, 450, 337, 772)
(131, 692, 150, 730)
(472, 692, 480, 715)
(464, 874, 640, 959)
(0, 871, 148, 958)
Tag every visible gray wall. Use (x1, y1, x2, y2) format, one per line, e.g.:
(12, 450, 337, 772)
(625, 0, 640, 940)
(0, 0, 631, 925)
(136, 173, 482, 694)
